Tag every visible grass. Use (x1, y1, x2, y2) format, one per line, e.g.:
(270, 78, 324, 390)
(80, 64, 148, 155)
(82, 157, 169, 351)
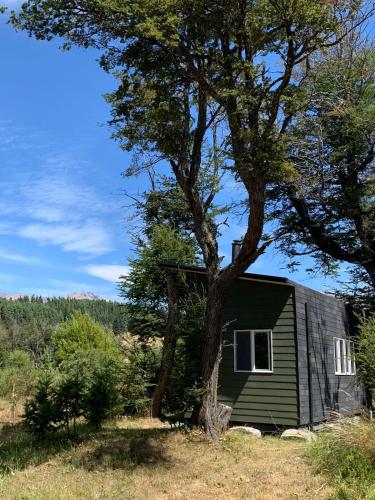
(310, 417, 375, 500)
(0, 417, 333, 500)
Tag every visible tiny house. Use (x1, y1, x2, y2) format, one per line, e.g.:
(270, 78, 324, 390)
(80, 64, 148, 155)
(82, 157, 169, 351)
(161, 261, 366, 428)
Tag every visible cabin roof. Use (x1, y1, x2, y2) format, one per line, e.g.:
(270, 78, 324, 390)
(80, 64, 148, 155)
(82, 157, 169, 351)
(159, 262, 295, 287)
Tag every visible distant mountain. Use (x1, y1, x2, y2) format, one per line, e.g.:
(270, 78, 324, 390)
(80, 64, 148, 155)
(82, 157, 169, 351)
(0, 292, 28, 301)
(0, 291, 106, 301)
(66, 291, 104, 301)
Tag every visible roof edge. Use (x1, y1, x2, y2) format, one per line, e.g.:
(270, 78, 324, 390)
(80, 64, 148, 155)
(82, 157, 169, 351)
(159, 262, 294, 287)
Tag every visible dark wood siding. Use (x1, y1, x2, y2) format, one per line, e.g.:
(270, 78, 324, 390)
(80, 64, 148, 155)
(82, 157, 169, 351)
(294, 285, 366, 424)
(218, 280, 299, 426)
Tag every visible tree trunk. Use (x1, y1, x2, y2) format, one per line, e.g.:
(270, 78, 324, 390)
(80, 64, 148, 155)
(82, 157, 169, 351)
(151, 273, 179, 418)
(196, 282, 231, 440)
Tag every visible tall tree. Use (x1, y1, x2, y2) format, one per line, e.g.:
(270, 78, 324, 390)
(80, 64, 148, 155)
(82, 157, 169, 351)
(120, 174, 203, 417)
(273, 36, 375, 288)
(11, 0, 369, 438)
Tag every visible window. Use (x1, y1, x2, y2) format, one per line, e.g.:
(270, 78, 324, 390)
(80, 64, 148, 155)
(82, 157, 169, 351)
(234, 330, 273, 373)
(334, 338, 356, 375)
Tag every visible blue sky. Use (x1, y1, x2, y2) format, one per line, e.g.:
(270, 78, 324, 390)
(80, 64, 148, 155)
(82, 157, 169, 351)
(0, 2, 349, 300)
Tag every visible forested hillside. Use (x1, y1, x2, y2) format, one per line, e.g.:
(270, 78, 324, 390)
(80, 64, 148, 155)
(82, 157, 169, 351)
(0, 297, 127, 363)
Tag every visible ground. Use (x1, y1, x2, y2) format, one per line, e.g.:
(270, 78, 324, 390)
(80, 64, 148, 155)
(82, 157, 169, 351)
(0, 407, 333, 500)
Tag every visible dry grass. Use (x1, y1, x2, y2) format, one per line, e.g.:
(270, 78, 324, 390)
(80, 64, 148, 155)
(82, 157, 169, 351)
(0, 417, 333, 500)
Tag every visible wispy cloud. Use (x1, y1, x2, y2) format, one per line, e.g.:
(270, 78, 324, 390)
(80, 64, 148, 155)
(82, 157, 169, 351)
(84, 264, 130, 282)
(0, 122, 120, 259)
(0, 248, 41, 265)
(0, 173, 114, 224)
(18, 221, 113, 256)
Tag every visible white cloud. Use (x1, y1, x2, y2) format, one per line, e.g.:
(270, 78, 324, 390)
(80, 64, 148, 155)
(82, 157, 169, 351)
(18, 220, 113, 256)
(0, 174, 114, 224)
(84, 264, 130, 282)
(0, 123, 121, 260)
(0, 249, 41, 265)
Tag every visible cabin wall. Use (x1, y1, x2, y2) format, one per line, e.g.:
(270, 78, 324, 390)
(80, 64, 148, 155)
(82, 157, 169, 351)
(218, 280, 299, 426)
(294, 285, 366, 425)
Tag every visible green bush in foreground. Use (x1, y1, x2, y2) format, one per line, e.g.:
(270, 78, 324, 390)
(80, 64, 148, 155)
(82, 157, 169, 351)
(84, 361, 123, 428)
(24, 373, 59, 437)
(24, 351, 124, 437)
(310, 420, 375, 499)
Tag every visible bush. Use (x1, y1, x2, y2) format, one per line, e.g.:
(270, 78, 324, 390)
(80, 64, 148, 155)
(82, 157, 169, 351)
(23, 350, 125, 436)
(84, 359, 123, 428)
(23, 373, 59, 437)
(0, 350, 36, 399)
(356, 314, 375, 399)
(0, 350, 37, 423)
(310, 419, 375, 499)
(52, 311, 121, 362)
(54, 369, 86, 434)
(122, 344, 161, 416)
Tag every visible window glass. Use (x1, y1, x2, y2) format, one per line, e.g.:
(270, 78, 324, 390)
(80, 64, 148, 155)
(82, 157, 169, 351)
(254, 331, 270, 370)
(346, 341, 352, 374)
(335, 339, 341, 374)
(235, 331, 251, 371)
(334, 338, 356, 375)
(340, 339, 346, 374)
(351, 342, 356, 374)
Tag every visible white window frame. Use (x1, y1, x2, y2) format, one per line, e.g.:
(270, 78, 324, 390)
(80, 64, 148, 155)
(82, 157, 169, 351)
(234, 329, 273, 373)
(334, 337, 356, 376)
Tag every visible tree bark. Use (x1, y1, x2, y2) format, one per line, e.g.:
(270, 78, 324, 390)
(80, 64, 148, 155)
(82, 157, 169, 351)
(151, 273, 179, 418)
(195, 283, 225, 439)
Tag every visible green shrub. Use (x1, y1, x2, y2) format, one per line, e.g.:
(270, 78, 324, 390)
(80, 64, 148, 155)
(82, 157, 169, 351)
(122, 344, 160, 416)
(0, 350, 36, 399)
(0, 350, 37, 423)
(24, 350, 125, 436)
(52, 311, 121, 362)
(356, 314, 375, 400)
(54, 369, 86, 434)
(310, 421, 375, 499)
(23, 373, 59, 437)
(84, 359, 123, 428)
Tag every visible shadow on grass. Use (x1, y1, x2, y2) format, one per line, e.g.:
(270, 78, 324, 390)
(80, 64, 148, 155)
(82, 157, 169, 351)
(75, 428, 172, 471)
(0, 422, 172, 475)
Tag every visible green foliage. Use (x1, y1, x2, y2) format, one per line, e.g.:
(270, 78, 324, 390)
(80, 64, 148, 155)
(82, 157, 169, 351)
(9, 0, 353, 221)
(335, 267, 375, 312)
(121, 223, 198, 340)
(121, 343, 161, 416)
(274, 39, 375, 284)
(356, 314, 375, 396)
(310, 421, 375, 499)
(23, 373, 59, 437)
(54, 369, 86, 433)
(0, 296, 127, 363)
(84, 358, 124, 428)
(52, 311, 121, 362)
(23, 350, 125, 437)
(165, 288, 205, 413)
(0, 350, 36, 403)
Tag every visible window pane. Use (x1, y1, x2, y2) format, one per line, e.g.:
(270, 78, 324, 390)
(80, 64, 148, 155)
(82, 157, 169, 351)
(346, 341, 352, 374)
(254, 331, 270, 370)
(351, 342, 356, 375)
(236, 331, 251, 371)
(340, 340, 346, 374)
(335, 339, 341, 374)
